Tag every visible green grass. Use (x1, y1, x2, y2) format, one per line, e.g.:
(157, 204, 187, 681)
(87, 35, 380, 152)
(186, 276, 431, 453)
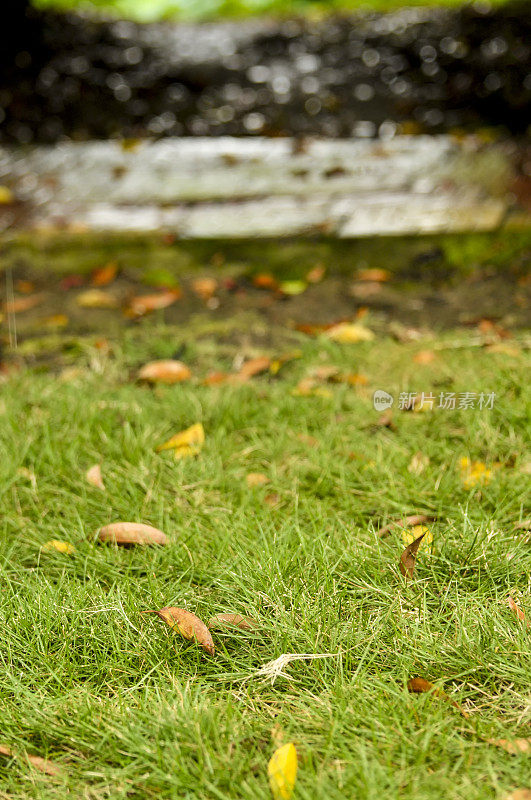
(0, 310, 530, 798)
(33, 0, 514, 23)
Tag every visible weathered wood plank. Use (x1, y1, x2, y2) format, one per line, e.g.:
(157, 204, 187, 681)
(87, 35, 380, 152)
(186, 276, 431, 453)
(0, 136, 516, 237)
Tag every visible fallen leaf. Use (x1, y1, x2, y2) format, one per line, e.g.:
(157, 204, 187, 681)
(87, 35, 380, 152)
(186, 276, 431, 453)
(138, 360, 191, 384)
(246, 472, 269, 487)
(252, 273, 279, 290)
(43, 540, 76, 554)
(268, 743, 297, 800)
(15, 280, 35, 294)
(269, 351, 301, 376)
(264, 493, 281, 507)
(202, 371, 231, 386)
(407, 677, 468, 717)
(279, 280, 307, 296)
(402, 525, 433, 556)
(413, 350, 436, 365)
(208, 613, 256, 630)
(191, 277, 218, 301)
(91, 261, 118, 286)
(459, 457, 500, 489)
(292, 379, 333, 398)
(354, 268, 391, 282)
(504, 790, 531, 800)
(488, 738, 531, 755)
(485, 343, 520, 356)
(59, 274, 85, 290)
(238, 357, 271, 380)
(156, 422, 205, 459)
(324, 322, 374, 343)
(508, 596, 529, 627)
(143, 607, 215, 655)
(2, 293, 44, 313)
(42, 313, 69, 328)
(97, 522, 167, 546)
(350, 281, 383, 299)
(399, 531, 427, 579)
(515, 518, 531, 531)
(0, 186, 14, 204)
(86, 464, 105, 491)
(127, 289, 182, 317)
(0, 744, 62, 776)
(378, 513, 434, 538)
(306, 264, 325, 283)
(408, 452, 430, 475)
(76, 289, 118, 309)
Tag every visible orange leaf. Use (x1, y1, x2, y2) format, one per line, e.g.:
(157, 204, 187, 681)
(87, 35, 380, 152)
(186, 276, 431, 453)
(138, 360, 191, 384)
(191, 277, 218, 301)
(127, 289, 182, 317)
(252, 273, 279, 290)
(413, 350, 436, 365)
(97, 522, 167, 546)
(354, 268, 391, 282)
(238, 357, 271, 380)
(306, 264, 326, 283)
(407, 677, 468, 717)
(3, 293, 44, 313)
(91, 261, 118, 286)
(143, 607, 215, 655)
(508, 596, 529, 627)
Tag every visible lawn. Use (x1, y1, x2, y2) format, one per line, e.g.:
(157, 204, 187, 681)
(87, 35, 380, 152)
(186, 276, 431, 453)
(33, 0, 515, 22)
(0, 235, 529, 798)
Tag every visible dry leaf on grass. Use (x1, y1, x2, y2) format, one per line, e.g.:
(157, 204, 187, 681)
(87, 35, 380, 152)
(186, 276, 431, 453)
(15, 280, 35, 294)
(91, 261, 118, 286)
(252, 273, 279, 290)
(43, 540, 76, 555)
(268, 743, 298, 800)
(515, 519, 531, 531)
(86, 464, 105, 491)
(3, 293, 45, 313)
(408, 452, 430, 475)
(246, 472, 269, 487)
(400, 531, 427, 579)
(508, 596, 530, 627)
(238, 357, 271, 380)
(138, 360, 191, 384)
(407, 677, 469, 718)
(504, 790, 531, 800)
(156, 422, 205, 459)
(191, 277, 218, 301)
(264, 493, 281, 508)
(202, 371, 231, 386)
(324, 322, 374, 343)
(143, 607, 215, 655)
(413, 350, 436, 365)
(402, 525, 433, 556)
(487, 738, 531, 755)
(76, 289, 118, 309)
(0, 744, 62, 776)
(306, 264, 325, 283)
(126, 288, 182, 317)
(208, 613, 256, 630)
(97, 522, 167, 546)
(354, 268, 391, 282)
(378, 513, 435, 538)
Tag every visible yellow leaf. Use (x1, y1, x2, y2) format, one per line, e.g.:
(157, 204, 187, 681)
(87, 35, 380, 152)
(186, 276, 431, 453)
(0, 186, 14, 204)
(246, 472, 269, 487)
(402, 525, 433, 556)
(43, 540, 76, 554)
(324, 322, 374, 343)
(157, 423, 205, 458)
(459, 457, 500, 489)
(76, 289, 118, 309)
(268, 743, 297, 800)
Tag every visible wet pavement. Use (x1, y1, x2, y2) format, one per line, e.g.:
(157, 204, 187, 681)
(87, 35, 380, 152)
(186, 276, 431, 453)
(1, 2, 530, 144)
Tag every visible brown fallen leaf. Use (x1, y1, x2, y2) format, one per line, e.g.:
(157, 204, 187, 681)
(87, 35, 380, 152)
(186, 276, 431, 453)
(91, 260, 118, 287)
(508, 596, 530, 627)
(354, 268, 391, 283)
(191, 277, 218, 301)
(238, 357, 271, 380)
(504, 790, 531, 800)
(208, 613, 256, 630)
(264, 493, 281, 508)
(76, 289, 118, 309)
(400, 531, 427, 579)
(378, 513, 435, 538)
(407, 677, 469, 718)
(86, 464, 105, 491)
(127, 288, 182, 317)
(306, 264, 326, 283)
(202, 371, 231, 386)
(0, 744, 62, 776)
(143, 607, 215, 655)
(252, 273, 279, 290)
(246, 472, 269, 487)
(15, 280, 35, 294)
(3, 293, 45, 313)
(138, 360, 191, 384)
(97, 522, 167, 546)
(487, 738, 531, 755)
(413, 350, 436, 365)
